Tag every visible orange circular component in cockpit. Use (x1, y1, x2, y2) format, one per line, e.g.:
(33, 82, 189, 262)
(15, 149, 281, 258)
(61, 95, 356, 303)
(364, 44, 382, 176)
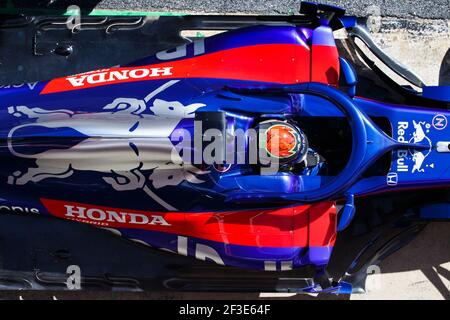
(266, 124, 299, 158)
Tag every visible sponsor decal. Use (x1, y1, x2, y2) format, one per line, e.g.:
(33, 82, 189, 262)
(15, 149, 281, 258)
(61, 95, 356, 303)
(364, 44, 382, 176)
(432, 114, 447, 130)
(0, 82, 38, 90)
(0, 205, 39, 214)
(396, 121, 410, 172)
(8, 81, 207, 211)
(395, 120, 433, 174)
(42, 199, 172, 229)
(386, 172, 398, 186)
(41, 66, 173, 94)
(65, 67, 173, 88)
(64, 205, 171, 227)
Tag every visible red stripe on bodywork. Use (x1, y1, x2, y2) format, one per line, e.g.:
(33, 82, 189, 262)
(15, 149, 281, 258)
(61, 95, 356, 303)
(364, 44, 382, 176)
(308, 201, 337, 246)
(40, 198, 336, 248)
(41, 44, 311, 94)
(310, 45, 340, 86)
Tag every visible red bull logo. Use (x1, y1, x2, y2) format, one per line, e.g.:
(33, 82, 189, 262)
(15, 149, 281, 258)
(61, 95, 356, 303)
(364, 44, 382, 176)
(7, 80, 208, 211)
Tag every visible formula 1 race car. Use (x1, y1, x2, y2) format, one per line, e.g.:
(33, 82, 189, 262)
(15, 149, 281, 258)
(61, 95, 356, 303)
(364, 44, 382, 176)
(0, 2, 448, 294)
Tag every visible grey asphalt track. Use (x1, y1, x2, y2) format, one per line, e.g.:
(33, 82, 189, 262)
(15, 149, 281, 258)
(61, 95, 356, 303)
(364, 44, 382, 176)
(95, 0, 450, 19)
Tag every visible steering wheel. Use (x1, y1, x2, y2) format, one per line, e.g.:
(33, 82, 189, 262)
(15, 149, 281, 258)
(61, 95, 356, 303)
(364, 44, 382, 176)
(227, 82, 368, 203)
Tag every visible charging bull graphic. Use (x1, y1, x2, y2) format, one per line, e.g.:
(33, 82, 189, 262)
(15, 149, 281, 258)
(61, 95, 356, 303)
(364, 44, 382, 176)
(6, 80, 208, 211)
(409, 120, 432, 174)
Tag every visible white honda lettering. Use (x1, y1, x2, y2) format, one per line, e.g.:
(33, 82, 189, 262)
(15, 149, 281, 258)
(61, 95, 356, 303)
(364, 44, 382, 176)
(87, 72, 108, 84)
(128, 213, 149, 225)
(149, 67, 173, 77)
(66, 75, 88, 87)
(149, 215, 171, 226)
(86, 208, 106, 221)
(65, 67, 173, 88)
(65, 205, 87, 218)
(106, 70, 130, 82)
(63, 205, 171, 227)
(105, 210, 127, 223)
(129, 68, 150, 79)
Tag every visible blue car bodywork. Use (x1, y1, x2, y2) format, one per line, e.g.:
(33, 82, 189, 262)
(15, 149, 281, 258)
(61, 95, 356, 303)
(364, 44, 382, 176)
(0, 2, 448, 293)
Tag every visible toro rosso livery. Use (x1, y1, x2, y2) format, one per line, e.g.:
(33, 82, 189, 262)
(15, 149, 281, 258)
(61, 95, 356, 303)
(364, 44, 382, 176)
(0, 2, 449, 293)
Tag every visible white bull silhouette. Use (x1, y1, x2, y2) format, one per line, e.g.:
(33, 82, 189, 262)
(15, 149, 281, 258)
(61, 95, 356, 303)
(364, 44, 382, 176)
(412, 151, 426, 173)
(411, 120, 427, 143)
(409, 120, 432, 174)
(7, 80, 208, 210)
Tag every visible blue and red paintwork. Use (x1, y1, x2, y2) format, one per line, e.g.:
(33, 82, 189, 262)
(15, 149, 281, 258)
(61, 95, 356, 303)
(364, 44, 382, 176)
(0, 18, 449, 279)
